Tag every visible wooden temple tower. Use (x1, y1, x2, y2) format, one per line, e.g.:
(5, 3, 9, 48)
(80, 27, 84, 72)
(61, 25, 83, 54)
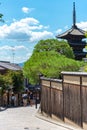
(56, 2, 86, 60)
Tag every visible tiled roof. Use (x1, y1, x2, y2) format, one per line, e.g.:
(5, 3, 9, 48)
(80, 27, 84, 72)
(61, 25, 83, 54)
(0, 61, 22, 71)
(56, 25, 86, 39)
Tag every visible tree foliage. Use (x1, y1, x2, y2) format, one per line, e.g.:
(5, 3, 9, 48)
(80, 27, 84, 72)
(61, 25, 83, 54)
(23, 38, 85, 84)
(0, 70, 24, 93)
(0, 13, 4, 22)
(7, 70, 24, 92)
(0, 75, 8, 91)
(23, 51, 84, 85)
(33, 39, 75, 59)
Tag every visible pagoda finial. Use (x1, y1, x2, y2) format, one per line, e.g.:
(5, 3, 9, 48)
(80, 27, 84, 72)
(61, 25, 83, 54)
(73, 2, 76, 27)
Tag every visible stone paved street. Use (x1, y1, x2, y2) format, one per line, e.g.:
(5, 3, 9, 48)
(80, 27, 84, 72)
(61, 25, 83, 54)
(0, 105, 83, 130)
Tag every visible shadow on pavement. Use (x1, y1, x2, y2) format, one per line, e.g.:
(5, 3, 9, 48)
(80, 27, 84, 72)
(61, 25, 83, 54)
(0, 107, 8, 112)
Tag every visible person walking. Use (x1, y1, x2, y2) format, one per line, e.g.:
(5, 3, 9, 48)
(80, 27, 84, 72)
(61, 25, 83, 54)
(11, 93, 16, 107)
(22, 91, 28, 106)
(3, 91, 8, 107)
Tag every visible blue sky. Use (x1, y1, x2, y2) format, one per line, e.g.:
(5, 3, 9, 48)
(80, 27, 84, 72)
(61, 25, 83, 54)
(0, 0, 87, 63)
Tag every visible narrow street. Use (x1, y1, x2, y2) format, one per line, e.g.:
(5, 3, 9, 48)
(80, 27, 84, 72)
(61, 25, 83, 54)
(0, 105, 82, 130)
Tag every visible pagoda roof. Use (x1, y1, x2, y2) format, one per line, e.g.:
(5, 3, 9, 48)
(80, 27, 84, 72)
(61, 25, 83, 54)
(56, 2, 86, 40)
(56, 25, 86, 39)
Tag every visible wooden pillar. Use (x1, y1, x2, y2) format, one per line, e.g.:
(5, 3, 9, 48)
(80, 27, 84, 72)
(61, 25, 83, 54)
(50, 80, 52, 117)
(62, 74, 65, 121)
(80, 76, 83, 128)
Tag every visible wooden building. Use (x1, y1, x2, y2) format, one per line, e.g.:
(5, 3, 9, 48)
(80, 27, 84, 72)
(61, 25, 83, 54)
(56, 2, 86, 60)
(0, 61, 21, 74)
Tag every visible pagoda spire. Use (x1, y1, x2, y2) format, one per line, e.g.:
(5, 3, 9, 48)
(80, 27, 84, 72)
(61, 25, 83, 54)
(73, 2, 76, 27)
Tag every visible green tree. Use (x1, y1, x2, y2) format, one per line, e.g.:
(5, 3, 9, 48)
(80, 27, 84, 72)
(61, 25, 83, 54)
(0, 70, 24, 93)
(0, 13, 4, 22)
(0, 75, 7, 91)
(23, 51, 84, 84)
(8, 71, 24, 92)
(0, 74, 11, 93)
(33, 39, 75, 59)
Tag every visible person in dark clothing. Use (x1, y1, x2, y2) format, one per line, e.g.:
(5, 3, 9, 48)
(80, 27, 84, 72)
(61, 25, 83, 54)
(29, 91, 33, 106)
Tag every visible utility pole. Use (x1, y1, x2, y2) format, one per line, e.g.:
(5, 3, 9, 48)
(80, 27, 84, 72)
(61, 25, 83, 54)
(11, 46, 15, 64)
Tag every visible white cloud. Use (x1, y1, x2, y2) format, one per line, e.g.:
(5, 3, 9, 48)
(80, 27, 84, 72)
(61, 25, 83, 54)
(0, 17, 54, 63)
(0, 45, 30, 63)
(22, 7, 29, 13)
(64, 25, 68, 29)
(0, 45, 28, 51)
(55, 29, 62, 34)
(22, 7, 34, 14)
(0, 17, 53, 42)
(30, 31, 53, 42)
(77, 21, 87, 31)
(55, 21, 87, 35)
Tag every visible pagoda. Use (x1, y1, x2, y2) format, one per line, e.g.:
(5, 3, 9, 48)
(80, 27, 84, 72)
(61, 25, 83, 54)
(56, 2, 86, 60)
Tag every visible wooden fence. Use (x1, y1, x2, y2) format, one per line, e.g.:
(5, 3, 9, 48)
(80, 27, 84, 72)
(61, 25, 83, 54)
(40, 77, 63, 120)
(40, 72, 87, 129)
